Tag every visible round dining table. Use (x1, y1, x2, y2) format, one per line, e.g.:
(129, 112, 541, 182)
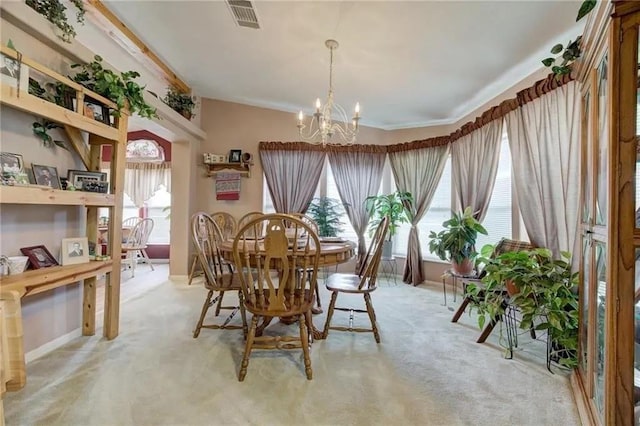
(217, 238, 356, 339)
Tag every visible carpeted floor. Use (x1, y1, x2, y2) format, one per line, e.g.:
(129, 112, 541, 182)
(5, 274, 580, 425)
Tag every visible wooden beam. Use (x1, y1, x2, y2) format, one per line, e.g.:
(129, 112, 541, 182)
(63, 126, 91, 169)
(85, 0, 190, 94)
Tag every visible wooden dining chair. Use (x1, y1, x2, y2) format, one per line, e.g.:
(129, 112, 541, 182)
(232, 213, 321, 381)
(237, 211, 264, 239)
(191, 212, 247, 338)
(322, 216, 389, 343)
(210, 211, 238, 240)
(287, 213, 323, 311)
(188, 212, 237, 285)
(121, 218, 155, 278)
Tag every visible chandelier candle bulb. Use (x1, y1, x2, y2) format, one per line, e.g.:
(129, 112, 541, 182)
(355, 102, 360, 117)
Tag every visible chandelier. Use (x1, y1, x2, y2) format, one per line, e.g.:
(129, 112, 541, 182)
(296, 39, 360, 146)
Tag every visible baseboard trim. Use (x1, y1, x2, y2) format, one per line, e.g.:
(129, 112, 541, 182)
(25, 327, 82, 363)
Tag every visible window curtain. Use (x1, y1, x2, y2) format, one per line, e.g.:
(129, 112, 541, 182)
(327, 145, 387, 269)
(124, 162, 171, 208)
(451, 119, 503, 221)
(389, 142, 450, 285)
(505, 81, 580, 259)
(259, 142, 325, 213)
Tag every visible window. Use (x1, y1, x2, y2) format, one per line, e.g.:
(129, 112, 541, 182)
(144, 185, 171, 244)
(475, 131, 513, 249)
(394, 156, 452, 258)
(325, 161, 357, 243)
(126, 139, 164, 162)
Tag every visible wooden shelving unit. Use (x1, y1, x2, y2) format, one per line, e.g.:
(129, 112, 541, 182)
(0, 261, 113, 298)
(0, 46, 129, 394)
(205, 162, 252, 178)
(0, 186, 115, 206)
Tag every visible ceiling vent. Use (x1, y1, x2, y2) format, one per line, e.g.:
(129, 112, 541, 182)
(226, 1, 260, 29)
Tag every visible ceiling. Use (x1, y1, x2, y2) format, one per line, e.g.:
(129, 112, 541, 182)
(103, 1, 584, 130)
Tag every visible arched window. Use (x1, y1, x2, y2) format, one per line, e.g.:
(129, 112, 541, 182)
(126, 139, 165, 163)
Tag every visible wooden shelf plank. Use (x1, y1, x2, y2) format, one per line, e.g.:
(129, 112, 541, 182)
(0, 185, 114, 206)
(0, 85, 119, 141)
(0, 261, 113, 298)
(205, 162, 252, 178)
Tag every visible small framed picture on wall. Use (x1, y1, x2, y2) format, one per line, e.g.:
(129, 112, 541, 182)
(229, 149, 242, 163)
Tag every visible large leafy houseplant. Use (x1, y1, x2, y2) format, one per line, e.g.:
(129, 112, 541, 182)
(364, 191, 413, 240)
(71, 55, 157, 119)
(306, 197, 345, 237)
(428, 207, 487, 274)
(466, 247, 579, 368)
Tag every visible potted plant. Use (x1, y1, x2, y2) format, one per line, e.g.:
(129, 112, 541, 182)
(364, 191, 413, 258)
(306, 197, 345, 237)
(70, 55, 157, 119)
(26, 0, 85, 43)
(427, 207, 487, 275)
(466, 247, 579, 368)
(163, 86, 196, 120)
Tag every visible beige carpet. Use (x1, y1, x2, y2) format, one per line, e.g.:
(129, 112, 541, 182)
(5, 275, 580, 425)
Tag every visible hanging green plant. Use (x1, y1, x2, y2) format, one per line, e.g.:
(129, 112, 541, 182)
(26, 0, 85, 43)
(541, 0, 597, 77)
(32, 119, 68, 150)
(70, 55, 158, 119)
(163, 86, 196, 120)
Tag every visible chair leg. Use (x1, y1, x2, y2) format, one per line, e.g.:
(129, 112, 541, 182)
(314, 281, 321, 309)
(322, 291, 338, 339)
(215, 291, 225, 316)
(141, 249, 155, 271)
(238, 291, 248, 339)
(131, 250, 138, 278)
(188, 255, 199, 285)
(299, 313, 313, 380)
(364, 293, 380, 343)
(193, 290, 214, 338)
(305, 309, 314, 344)
(239, 315, 259, 382)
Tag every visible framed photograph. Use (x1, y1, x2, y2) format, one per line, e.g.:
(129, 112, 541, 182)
(67, 170, 108, 192)
(83, 101, 110, 125)
(32, 164, 61, 189)
(0, 152, 24, 175)
(60, 237, 90, 265)
(20, 245, 58, 269)
(0, 53, 29, 91)
(229, 149, 242, 163)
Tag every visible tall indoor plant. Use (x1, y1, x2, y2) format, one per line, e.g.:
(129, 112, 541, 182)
(428, 207, 487, 275)
(306, 197, 345, 237)
(364, 191, 413, 257)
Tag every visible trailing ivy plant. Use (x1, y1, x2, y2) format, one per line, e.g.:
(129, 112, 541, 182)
(542, 0, 597, 77)
(163, 86, 196, 119)
(466, 247, 579, 368)
(70, 55, 157, 119)
(26, 0, 85, 43)
(32, 119, 67, 150)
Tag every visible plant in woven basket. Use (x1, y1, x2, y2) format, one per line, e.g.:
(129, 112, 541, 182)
(71, 55, 157, 119)
(26, 0, 85, 43)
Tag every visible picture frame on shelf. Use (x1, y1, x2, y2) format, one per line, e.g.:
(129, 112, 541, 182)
(31, 164, 61, 189)
(83, 100, 110, 125)
(67, 170, 108, 192)
(0, 152, 24, 175)
(0, 53, 27, 91)
(20, 245, 58, 269)
(229, 149, 242, 163)
(60, 237, 90, 265)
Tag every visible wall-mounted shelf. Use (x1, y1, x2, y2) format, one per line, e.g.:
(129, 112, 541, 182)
(205, 162, 252, 178)
(0, 185, 115, 206)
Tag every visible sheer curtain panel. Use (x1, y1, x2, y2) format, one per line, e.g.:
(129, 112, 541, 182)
(389, 141, 450, 285)
(124, 162, 171, 208)
(327, 145, 387, 268)
(259, 142, 325, 213)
